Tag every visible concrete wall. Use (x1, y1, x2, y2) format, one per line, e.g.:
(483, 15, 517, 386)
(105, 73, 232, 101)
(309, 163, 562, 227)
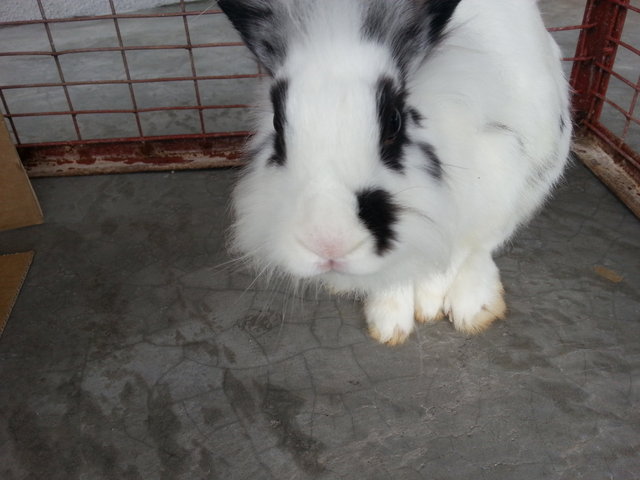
(0, 0, 200, 21)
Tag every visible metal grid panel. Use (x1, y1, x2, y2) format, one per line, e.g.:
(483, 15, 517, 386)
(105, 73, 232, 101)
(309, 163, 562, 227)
(0, 0, 262, 174)
(0, 0, 638, 190)
(0, 0, 261, 145)
(570, 0, 640, 184)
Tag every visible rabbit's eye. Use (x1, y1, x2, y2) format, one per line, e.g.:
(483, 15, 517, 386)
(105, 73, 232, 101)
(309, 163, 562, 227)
(270, 79, 288, 135)
(269, 79, 289, 166)
(383, 108, 403, 145)
(376, 77, 407, 172)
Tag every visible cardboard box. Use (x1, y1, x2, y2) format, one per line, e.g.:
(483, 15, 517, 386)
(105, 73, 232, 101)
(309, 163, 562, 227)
(1, 117, 42, 337)
(0, 252, 34, 336)
(1, 117, 43, 232)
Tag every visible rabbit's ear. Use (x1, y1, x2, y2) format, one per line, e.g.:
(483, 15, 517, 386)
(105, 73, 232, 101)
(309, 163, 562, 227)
(364, 0, 462, 76)
(218, 0, 287, 75)
(421, 0, 463, 44)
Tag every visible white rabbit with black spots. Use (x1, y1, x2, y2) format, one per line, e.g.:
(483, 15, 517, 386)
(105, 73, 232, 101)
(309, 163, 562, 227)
(218, 0, 572, 345)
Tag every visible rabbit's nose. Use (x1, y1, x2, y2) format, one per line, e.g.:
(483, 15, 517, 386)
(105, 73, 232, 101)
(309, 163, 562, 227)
(297, 234, 367, 262)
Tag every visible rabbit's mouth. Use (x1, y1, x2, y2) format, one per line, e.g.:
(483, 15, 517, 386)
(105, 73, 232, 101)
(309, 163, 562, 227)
(315, 255, 390, 280)
(289, 232, 390, 280)
(316, 259, 349, 274)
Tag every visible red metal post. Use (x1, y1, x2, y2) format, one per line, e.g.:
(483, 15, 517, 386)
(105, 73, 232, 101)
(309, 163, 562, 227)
(570, 0, 630, 125)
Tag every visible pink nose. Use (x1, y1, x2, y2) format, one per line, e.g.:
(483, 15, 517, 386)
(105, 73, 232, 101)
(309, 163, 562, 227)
(309, 237, 349, 260)
(299, 233, 366, 262)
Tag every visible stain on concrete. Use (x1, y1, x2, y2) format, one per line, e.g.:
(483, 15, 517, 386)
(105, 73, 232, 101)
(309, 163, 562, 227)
(238, 310, 279, 337)
(7, 382, 140, 480)
(223, 369, 256, 422)
(147, 384, 188, 480)
(262, 384, 326, 475)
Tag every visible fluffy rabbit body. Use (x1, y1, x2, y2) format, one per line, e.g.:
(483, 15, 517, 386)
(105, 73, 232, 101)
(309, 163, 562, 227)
(219, 0, 572, 344)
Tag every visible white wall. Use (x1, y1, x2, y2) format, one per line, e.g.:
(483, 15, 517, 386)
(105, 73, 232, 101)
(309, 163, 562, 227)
(0, 0, 200, 21)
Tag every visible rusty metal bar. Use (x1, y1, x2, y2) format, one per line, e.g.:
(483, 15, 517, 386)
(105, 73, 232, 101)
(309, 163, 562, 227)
(1, 42, 245, 57)
(181, 0, 206, 135)
(4, 104, 252, 119)
(109, 0, 144, 139)
(606, 0, 640, 13)
(570, 0, 631, 124)
(592, 61, 640, 92)
(582, 122, 640, 174)
(589, 91, 639, 126)
(16, 132, 250, 177)
(621, 73, 640, 142)
(17, 135, 247, 177)
(0, 9, 223, 27)
(614, 38, 640, 57)
(16, 130, 250, 149)
(0, 74, 265, 90)
(35, 0, 83, 141)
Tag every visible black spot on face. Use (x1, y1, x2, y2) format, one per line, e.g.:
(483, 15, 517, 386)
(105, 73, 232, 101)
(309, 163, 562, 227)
(560, 115, 567, 133)
(417, 142, 443, 180)
(356, 188, 398, 255)
(269, 79, 288, 166)
(377, 77, 409, 172)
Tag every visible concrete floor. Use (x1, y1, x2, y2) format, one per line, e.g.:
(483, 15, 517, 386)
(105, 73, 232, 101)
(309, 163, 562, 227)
(1, 1, 640, 479)
(1, 161, 639, 479)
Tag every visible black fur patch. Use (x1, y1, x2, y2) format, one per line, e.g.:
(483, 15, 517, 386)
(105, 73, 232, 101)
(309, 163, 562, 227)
(377, 77, 409, 172)
(218, 0, 286, 75)
(409, 108, 425, 127)
(362, 3, 386, 42)
(357, 188, 398, 255)
(417, 142, 443, 180)
(391, 22, 425, 75)
(268, 79, 289, 166)
(362, 4, 419, 76)
(560, 115, 566, 133)
(424, 0, 464, 44)
(362, 0, 462, 75)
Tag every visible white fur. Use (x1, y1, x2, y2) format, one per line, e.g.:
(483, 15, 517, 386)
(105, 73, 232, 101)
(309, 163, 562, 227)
(230, 0, 571, 344)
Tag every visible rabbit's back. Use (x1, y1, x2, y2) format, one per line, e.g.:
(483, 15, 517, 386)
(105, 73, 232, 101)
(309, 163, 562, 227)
(410, 0, 571, 249)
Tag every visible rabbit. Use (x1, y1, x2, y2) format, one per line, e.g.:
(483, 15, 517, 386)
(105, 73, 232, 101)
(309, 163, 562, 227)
(218, 0, 572, 345)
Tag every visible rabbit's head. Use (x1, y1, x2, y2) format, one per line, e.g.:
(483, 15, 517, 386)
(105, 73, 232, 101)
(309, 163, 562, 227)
(220, 0, 462, 292)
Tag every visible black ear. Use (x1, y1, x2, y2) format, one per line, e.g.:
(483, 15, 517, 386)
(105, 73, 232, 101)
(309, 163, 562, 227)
(218, 0, 287, 75)
(363, 0, 462, 76)
(422, 0, 463, 44)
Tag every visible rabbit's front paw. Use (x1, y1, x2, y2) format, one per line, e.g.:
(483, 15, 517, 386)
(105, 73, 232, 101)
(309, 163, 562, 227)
(414, 277, 448, 324)
(445, 253, 506, 333)
(365, 285, 415, 346)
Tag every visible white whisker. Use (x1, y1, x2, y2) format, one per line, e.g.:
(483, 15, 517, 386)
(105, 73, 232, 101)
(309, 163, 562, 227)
(193, 2, 216, 20)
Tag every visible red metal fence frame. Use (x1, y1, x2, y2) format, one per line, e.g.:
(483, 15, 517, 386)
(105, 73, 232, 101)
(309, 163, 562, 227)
(570, 0, 640, 184)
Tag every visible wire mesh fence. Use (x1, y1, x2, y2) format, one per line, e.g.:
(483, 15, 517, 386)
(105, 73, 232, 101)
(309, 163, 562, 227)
(0, 0, 639, 213)
(0, 0, 263, 174)
(570, 0, 640, 185)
